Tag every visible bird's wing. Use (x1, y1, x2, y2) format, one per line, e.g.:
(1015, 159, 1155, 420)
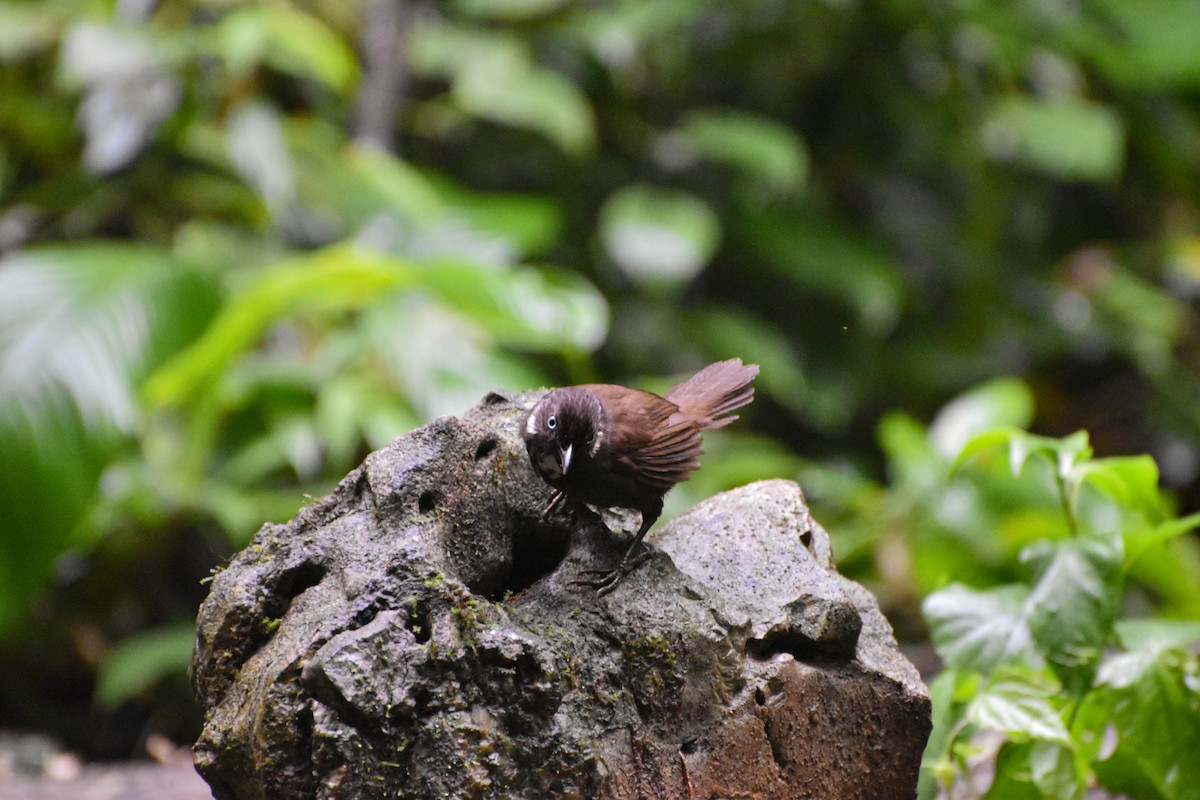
(584, 384, 703, 492)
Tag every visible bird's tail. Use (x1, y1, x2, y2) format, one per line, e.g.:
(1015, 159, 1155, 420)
(665, 358, 759, 430)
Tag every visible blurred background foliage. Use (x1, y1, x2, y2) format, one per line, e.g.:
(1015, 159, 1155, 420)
(1, 0, 1199, 789)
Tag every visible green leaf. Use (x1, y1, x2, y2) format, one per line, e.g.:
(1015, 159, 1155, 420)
(413, 259, 608, 352)
(1125, 511, 1200, 568)
(1022, 533, 1123, 695)
(1067, 456, 1160, 516)
(95, 625, 196, 707)
(217, 6, 359, 94)
(143, 245, 409, 409)
(878, 411, 942, 493)
(1113, 618, 1200, 654)
(452, 49, 595, 155)
(930, 379, 1035, 462)
(1076, 0, 1200, 90)
(924, 584, 1042, 673)
(598, 185, 721, 286)
(1, 244, 220, 430)
(1093, 646, 1200, 800)
(678, 108, 809, 193)
(968, 670, 1072, 745)
(1006, 430, 1092, 481)
(982, 97, 1126, 182)
(984, 740, 1083, 800)
(0, 2, 62, 61)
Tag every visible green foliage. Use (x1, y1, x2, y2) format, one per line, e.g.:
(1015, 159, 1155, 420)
(916, 390, 1200, 799)
(1, 0, 1199, 771)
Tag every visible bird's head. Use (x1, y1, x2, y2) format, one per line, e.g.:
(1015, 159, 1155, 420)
(522, 388, 605, 480)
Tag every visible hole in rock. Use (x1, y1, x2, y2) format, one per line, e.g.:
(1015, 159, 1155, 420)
(488, 523, 570, 600)
(755, 687, 767, 706)
(474, 437, 499, 461)
(746, 628, 853, 662)
(418, 490, 440, 514)
(799, 529, 813, 549)
(278, 561, 326, 605)
(481, 391, 509, 405)
(405, 603, 431, 643)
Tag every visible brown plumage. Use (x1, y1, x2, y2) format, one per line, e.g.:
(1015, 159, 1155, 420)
(522, 358, 758, 592)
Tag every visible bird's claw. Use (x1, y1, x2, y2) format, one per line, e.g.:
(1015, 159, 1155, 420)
(573, 551, 652, 596)
(543, 490, 570, 519)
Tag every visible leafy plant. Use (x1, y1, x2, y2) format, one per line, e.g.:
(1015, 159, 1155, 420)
(916, 384, 1200, 799)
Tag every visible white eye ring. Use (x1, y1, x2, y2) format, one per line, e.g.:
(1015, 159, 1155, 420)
(547, 414, 557, 430)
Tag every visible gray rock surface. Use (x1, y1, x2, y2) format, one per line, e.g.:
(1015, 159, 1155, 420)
(191, 391, 931, 799)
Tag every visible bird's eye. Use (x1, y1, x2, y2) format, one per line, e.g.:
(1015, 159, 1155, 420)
(546, 415, 557, 430)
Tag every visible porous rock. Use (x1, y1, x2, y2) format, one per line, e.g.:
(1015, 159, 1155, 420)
(191, 391, 931, 799)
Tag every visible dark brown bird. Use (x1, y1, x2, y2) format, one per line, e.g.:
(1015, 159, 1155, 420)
(522, 358, 758, 592)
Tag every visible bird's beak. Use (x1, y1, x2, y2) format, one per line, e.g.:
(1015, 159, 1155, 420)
(559, 443, 573, 475)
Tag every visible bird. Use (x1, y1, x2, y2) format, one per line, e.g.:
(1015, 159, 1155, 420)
(522, 358, 759, 593)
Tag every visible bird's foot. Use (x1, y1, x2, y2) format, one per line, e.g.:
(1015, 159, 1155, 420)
(543, 490, 571, 519)
(573, 550, 653, 596)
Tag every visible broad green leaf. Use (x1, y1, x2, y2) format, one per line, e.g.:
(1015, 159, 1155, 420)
(678, 108, 809, 193)
(930, 379, 1035, 462)
(982, 97, 1125, 182)
(598, 185, 720, 286)
(1093, 647, 1200, 799)
(1076, 0, 1200, 90)
(1, 244, 219, 429)
(1113, 618, 1200, 654)
(1068, 456, 1160, 516)
(968, 670, 1072, 745)
(919, 668, 980, 800)
(217, 6, 359, 94)
(95, 625, 197, 707)
(343, 147, 445, 223)
(0, 2, 63, 60)
(417, 168, 563, 258)
(453, 51, 595, 155)
(924, 584, 1042, 673)
(878, 411, 941, 492)
(1007, 430, 1092, 481)
(984, 740, 1083, 800)
(143, 245, 409, 409)
(1022, 533, 1123, 695)
(413, 259, 608, 352)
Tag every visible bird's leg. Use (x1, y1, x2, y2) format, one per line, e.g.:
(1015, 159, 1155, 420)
(576, 507, 660, 595)
(543, 489, 571, 519)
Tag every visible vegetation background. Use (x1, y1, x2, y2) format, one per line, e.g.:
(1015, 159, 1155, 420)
(1, 0, 1198, 797)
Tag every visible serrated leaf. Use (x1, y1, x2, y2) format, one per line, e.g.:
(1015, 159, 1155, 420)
(969, 671, 1072, 745)
(984, 740, 1083, 800)
(1093, 647, 1200, 799)
(924, 584, 1042, 673)
(1023, 534, 1123, 695)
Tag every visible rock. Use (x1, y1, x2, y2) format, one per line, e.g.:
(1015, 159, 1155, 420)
(191, 391, 931, 800)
